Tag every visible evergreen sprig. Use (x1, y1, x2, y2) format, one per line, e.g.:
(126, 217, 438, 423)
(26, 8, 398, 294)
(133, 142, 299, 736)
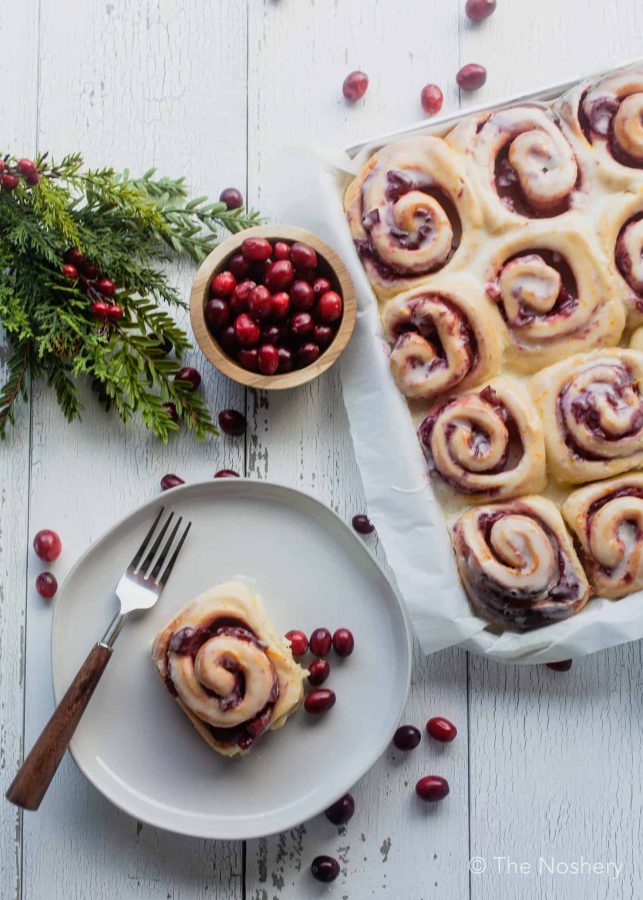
(0, 152, 261, 440)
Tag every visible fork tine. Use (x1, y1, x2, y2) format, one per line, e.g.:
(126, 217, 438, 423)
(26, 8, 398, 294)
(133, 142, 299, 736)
(129, 507, 165, 570)
(157, 520, 192, 588)
(149, 515, 183, 581)
(138, 511, 174, 574)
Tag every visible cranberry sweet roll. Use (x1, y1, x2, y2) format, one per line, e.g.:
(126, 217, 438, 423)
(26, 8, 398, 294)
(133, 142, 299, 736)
(563, 474, 643, 599)
(530, 349, 643, 484)
(418, 377, 546, 503)
(452, 496, 590, 631)
(600, 190, 643, 327)
(152, 581, 306, 757)
(344, 136, 482, 300)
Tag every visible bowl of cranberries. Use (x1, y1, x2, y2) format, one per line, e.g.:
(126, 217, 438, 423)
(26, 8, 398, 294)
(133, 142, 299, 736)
(190, 226, 356, 388)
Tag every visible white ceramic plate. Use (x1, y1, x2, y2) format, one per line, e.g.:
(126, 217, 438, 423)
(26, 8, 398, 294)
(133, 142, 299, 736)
(52, 480, 411, 840)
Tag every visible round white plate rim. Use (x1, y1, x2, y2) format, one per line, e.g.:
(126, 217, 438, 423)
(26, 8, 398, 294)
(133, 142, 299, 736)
(51, 478, 413, 840)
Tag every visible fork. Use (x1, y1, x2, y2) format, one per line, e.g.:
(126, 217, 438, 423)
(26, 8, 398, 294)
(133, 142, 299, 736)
(6, 507, 191, 811)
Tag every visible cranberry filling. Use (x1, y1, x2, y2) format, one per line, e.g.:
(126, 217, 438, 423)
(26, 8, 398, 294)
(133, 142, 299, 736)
(391, 295, 479, 375)
(615, 213, 643, 309)
(493, 138, 580, 218)
(491, 249, 579, 327)
(579, 92, 643, 169)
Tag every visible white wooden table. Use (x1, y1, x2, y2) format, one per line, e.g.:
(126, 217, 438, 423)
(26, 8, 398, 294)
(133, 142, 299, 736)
(1, 1, 642, 897)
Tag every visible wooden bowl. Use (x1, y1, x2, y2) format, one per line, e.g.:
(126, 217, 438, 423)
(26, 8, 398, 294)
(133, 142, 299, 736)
(189, 225, 356, 390)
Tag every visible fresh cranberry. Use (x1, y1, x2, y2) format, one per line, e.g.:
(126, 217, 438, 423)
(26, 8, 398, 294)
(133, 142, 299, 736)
(237, 347, 258, 371)
(218, 408, 247, 436)
(105, 304, 124, 321)
(264, 259, 295, 291)
(205, 298, 230, 332)
(312, 277, 331, 298)
(310, 627, 332, 657)
(290, 312, 314, 339)
(230, 280, 256, 314)
(314, 325, 334, 349)
(273, 241, 291, 260)
(325, 794, 355, 825)
(261, 324, 288, 345)
(82, 262, 100, 280)
(291, 280, 315, 311)
(456, 63, 487, 91)
(228, 253, 251, 280)
(211, 271, 237, 297)
(0, 160, 4, 173)
(36, 572, 58, 600)
(308, 658, 331, 685)
(241, 237, 272, 262)
(465, 0, 496, 21)
(164, 402, 179, 423)
(290, 242, 318, 271)
(61, 263, 78, 279)
(343, 70, 369, 102)
(546, 660, 573, 672)
(95, 277, 116, 296)
(251, 259, 272, 283)
(297, 343, 321, 367)
(332, 628, 354, 657)
(304, 688, 336, 714)
(257, 343, 279, 375)
(317, 291, 343, 323)
(420, 84, 444, 116)
(416, 775, 450, 802)
(219, 325, 238, 353)
(175, 366, 201, 390)
(393, 725, 422, 751)
(91, 300, 111, 318)
(352, 514, 374, 534)
(311, 855, 340, 883)
(66, 248, 86, 267)
(214, 469, 240, 478)
(234, 313, 261, 347)
(33, 529, 62, 562)
(247, 285, 271, 321)
(270, 291, 290, 320)
(0, 173, 19, 191)
(161, 473, 185, 491)
(427, 716, 457, 742)
(277, 347, 293, 372)
(219, 187, 243, 210)
(285, 630, 308, 656)
(17, 158, 38, 179)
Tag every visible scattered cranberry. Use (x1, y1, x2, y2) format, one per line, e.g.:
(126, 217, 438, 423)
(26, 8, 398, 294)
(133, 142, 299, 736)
(465, 0, 496, 21)
(456, 63, 487, 91)
(291, 280, 315, 311)
(0, 173, 19, 191)
(105, 304, 124, 321)
(393, 725, 422, 751)
(273, 241, 290, 260)
(546, 659, 573, 672)
(164, 402, 179, 423)
(305, 688, 336, 714)
(290, 242, 318, 271)
(95, 277, 116, 296)
(333, 628, 354, 657)
(313, 277, 332, 298)
(205, 298, 230, 331)
(264, 259, 295, 291)
(219, 325, 238, 353)
(352, 514, 374, 535)
(214, 469, 240, 478)
(290, 311, 314, 339)
(231, 279, 256, 314)
(308, 658, 331, 686)
(317, 290, 343, 323)
(175, 366, 201, 390)
(234, 313, 261, 347)
(420, 84, 444, 116)
(311, 855, 340, 883)
(314, 325, 334, 349)
(416, 775, 449, 802)
(285, 630, 308, 656)
(218, 408, 247, 436)
(91, 300, 111, 318)
(33, 529, 62, 562)
(258, 343, 279, 375)
(277, 347, 293, 372)
(228, 253, 251, 280)
(66, 248, 86, 267)
(270, 291, 290, 320)
(343, 70, 369, 102)
(161, 474, 185, 491)
(241, 237, 272, 262)
(211, 271, 237, 297)
(219, 187, 243, 210)
(426, 716, 457, 743)
(82, 262, 100, 280)
(310, 627, 333, 657)
(36, 572, 58, 600)
(325, 794, 355, 826)
(237, 347, 258, 371)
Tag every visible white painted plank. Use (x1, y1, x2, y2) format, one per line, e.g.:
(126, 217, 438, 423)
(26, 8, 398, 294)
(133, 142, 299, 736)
(245, 1, 469, 897)
(21, 1, 247, 897)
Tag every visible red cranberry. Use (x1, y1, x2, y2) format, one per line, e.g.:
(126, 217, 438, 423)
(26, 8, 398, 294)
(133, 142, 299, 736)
(311, 855, 340, 883)
(304, 688, 336, 714)
(314, 325, 334, 349)
(218, 408, 247, 436)
(248, 285, 273, 321)
(290, 312, 314, 339)
(161, 473, 185, 491)
(231, 280, 256, 314)
(36, 572, 58, 600)
(66, 248, 86, 267)
(308, 658, 331, 686)
(343, 70, 369, 102)
(261, 324, 288, 345)
(332, 628, 354, 657)
(325, 794, 355, 826)
(214, 469, 240, 478)
(237, 347, 258, 371)
(297, 343, 321, 367)
(420, 84, 444, 116)
(241, 237, 272, 262)
(285, 630, 308, 656)
(91, 300, 110, 318)
(465, 0, 496, 21)
(270, 291, 290, 320)
(17, 158, 38, 179)
(0, 173, 19, 191)
(228, 253, 251, 280)
(317, 290, 343, 323)
(0, 160, 4, 173)
(105, 304, 124, 321)
(234, 313, 261, 347)
(352, 514, 374, 535)
(426, 716, 457, 742)
(416, 775, 450, 802)
(219, 187, 243, 210)
(310, 627, 332, 657)
(273, 241, 290, 260)
(313, 277, 331, 298)
(291, 280, 315, 311)
(164, 402, 179, 423)
(219, 325, 238, 353)
(456, 63, 487, 91)
(264, 259, 295, 291)
(211, 271, 237, 297)
(257, 343, 279, 375)
(82, 262, 100, 280)
(205, 298, 230, 332)
(61, 263, 78, 279)
(175, 366, 201, 390)
(33, 529, 62, 562)
(277, 347, 293, 372)
(546, 659, 573, 672)
(96, 277, 116, 296)
(290, 242, 318, 271)
(251, 258, 272, 283)
(393, 725, 422, 751)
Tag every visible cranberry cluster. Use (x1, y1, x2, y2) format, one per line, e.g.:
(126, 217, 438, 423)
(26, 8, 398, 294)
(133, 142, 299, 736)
(285, 626, 354, 715)
(206, 237, 344, 376)
(392, 714, 458, 804)
(61, 248, 124, 322)
(0, 157, 41, 190)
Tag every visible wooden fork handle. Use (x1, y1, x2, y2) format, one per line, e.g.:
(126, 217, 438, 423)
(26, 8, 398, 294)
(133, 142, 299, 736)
(6, 643, 113, 810)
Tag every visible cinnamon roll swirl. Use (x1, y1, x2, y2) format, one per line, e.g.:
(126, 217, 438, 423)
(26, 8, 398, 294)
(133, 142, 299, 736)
(563, 474, 643, 599)
(530, 349, 643, 484)
(152, 581, 306, 757)
(344, 136, 482, 300)
(381, 274, 504, 402)
(452, 496, 590, 630)
(600, 190, 643, 326)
